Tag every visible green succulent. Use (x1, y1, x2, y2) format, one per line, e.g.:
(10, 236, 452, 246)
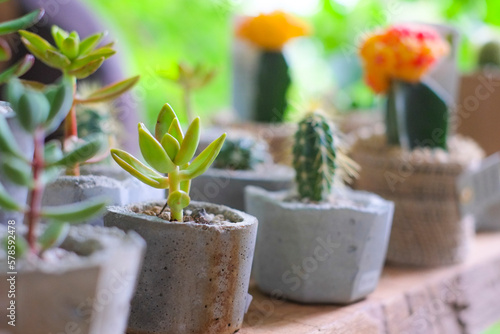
(0, 4, 44, 83)
(213, 137, 270, 170)
(293, 112, 336, 202)
(0, 78, 108, 256)
(19, 25, 139, 175)
(111, 103, 226, 221)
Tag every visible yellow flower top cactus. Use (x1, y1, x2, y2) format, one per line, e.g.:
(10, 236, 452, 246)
(236, 11, 310, 51)
(359, 24, 449, 94)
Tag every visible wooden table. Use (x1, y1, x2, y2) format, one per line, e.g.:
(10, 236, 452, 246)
(240, 233, 500, 334)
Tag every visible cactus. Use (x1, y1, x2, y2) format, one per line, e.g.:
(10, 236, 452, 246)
(111, 103, 226, 222)
(254, 51, 291, 123)
(213, 137, 271, 170)
(0, 79, 108, 256)
(478, 41, 500, 68)
(293, 113, 336, 202)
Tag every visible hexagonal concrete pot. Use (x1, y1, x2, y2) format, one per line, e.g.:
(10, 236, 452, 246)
(0, 108, 33, 225)
(190, 165, 294, 211)
(42, 165, 164, 226)
(104, 201, 258, 334)
(245, 186, 394, 304)
(0, 225, 145, 334)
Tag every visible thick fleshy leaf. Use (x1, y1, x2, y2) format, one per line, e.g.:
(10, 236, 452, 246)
(39, 222, 70, 251)
(168, 118, 184, 144)
(44, 78, 74, 134)
(0, 55, 35, 84)
(174, 117, 200, 165)
(44, 140, 64, 164)
(180, 133, 226, 180)
(61, 31, 80, 59)
(2, 158, 32, 187)
(53, 135, 104, 167)
(78, 32, 106, 55)
(17, 90, 50, 131)
(4, 78, 25, 110)
(51, 25, 69, 51)
(0, 39, 11, 62)
(155, 103, 177, 141)
(0, 9, 44, 35)
(77, 76, 139, 104)
(20, 38, 58, 69)
(0, 113, 22, 157)
(167, 190, 190, 218)
(66, 57, 104, 79)
(45, 49, 71, 69)
(138, 123, 176, 173)
(2, 233, 27, 259)
(111, 149, 169, 189)
(0, 182, 23, 212)
(41, 197, 108, 223)
(19, 30, 56, 53)
(161, 133, 180, 161)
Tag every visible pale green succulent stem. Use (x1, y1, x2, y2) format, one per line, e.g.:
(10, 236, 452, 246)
(168, 166, 183, 221)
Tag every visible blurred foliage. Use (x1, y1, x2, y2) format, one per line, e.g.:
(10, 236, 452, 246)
(85, 0, 500, 118)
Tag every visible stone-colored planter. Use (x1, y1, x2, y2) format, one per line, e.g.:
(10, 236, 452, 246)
(350, 130, 484, 267)
(0, 225, 145, 334)
(190, 164, 294, 211)
(104, 201, 258, 334)
(0, 108, 33, 225)
(42, 165, 164, 226)
(245, 186, 394, 304)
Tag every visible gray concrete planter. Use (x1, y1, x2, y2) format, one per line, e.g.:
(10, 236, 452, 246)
(0, 108, 33, 225)
(0, 225, 145, 334)
(104, 201, 258, 334)
(245, 186, 394, 304)
(190, 165, 294, 211)
(42, 165, 164, 226)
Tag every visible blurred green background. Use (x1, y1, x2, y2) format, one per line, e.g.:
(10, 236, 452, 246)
(85, 0, 500, 126)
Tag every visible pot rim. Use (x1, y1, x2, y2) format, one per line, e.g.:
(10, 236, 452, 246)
(203, 164, 294, 181)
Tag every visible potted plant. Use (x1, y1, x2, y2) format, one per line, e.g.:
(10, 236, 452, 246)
(0, 3, 44, 224)
(104, 103, 258, 334)
(191, 135, 294, 210)
(0, 78, 145, 333)
(245, 112, 394, 304)
(228, 11, 311, 165)
(19, 25, 163, 225)
(351, 24, 485, 266)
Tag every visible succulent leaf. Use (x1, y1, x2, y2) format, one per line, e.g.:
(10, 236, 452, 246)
(0, 112, 22, 157)
(44, 78, 74, 134)
(38, 222, 70, 251)
(78, 76, 139, 104)
(161, 133, 180, 161)
(111, 149, 169, 188)
(155, 103, 176, 140)
(66, 57, 105, 79)
(53, 135, 104, 167)
(41, 197, 108, 223)
(167, 190, 190, 221)
(180, 133, 226, 180)
(2, 158, 32, 187)
(0, 39, 11, 62)
(78, 32, 106, 55)
(17, 90, 51, 132)
(0, 182, 23, 212)
(168, 118, 184, 144)
(51, 25, 69, 51)
(0, 55, 35, 84)
(174, 117, 200, 165)
(138, 123, 176, 173)
(0, 9, 44, 35)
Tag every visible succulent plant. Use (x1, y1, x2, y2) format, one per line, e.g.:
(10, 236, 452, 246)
(111, 103, 226, 221)
(0, 78, 107, 256)
(0, 4, 43, 83)
(19, 25, 139, 175)
(293, 112, 336, 202)
(478, 41, 500, 68)
(213, 137, 270, 170)
(158, 62, 215, 123)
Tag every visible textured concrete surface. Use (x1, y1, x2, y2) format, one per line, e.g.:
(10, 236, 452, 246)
(42, 165, 165, 226)
(104, 201, 258, 334)
(245, 186, 394, 304)
(0, 225, 145, 334)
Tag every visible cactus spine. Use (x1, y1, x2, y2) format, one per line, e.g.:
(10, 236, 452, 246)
(293, 113, 336, 202)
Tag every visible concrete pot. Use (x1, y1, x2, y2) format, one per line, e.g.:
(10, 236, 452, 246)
(104, 201, 258, 334)
(245, 186, 394, 304)
(0, 225, 145, 334)
(190, 164, 294, 211)
(0, 108, 33, 225)
(42, 165, 164, 226)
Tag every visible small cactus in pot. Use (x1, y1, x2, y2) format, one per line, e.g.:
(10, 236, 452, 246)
(213, 136, 271, 171)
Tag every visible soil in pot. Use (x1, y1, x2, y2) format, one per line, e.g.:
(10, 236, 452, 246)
(104, 201, 258, 334)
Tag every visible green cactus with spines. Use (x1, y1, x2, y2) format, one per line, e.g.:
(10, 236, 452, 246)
(111, 103, 226, 222)
(293, 112, 336, 202)
(478, 41, 500, 68)
(213, 137, 270, 170)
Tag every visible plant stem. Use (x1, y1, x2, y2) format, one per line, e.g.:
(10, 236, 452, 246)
(168, 167, 183, 221)
(183, 85, 193, 124)
(64, 76, 80, 176)
(27, 128, 45, 253)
